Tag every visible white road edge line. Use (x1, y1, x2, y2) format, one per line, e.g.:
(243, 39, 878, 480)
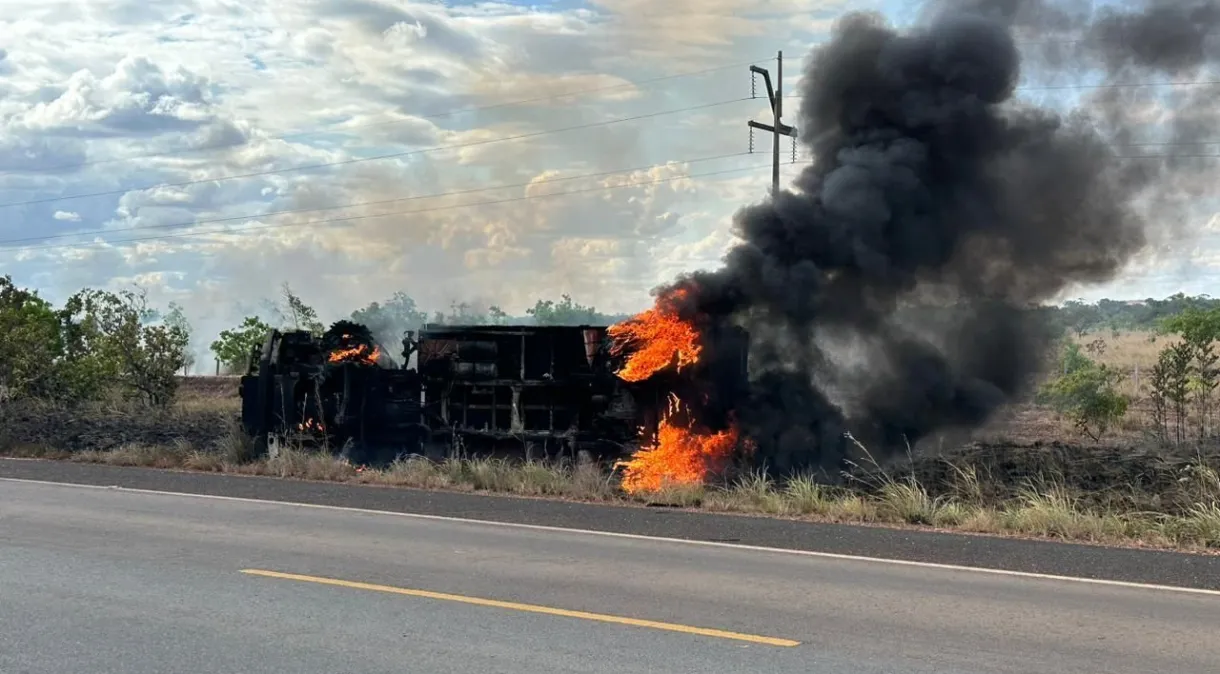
(3, 474, 1219, 598)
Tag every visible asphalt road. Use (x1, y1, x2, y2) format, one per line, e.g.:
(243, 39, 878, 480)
(3, 478, 1219, 674)
(3, 458, 1220, 591)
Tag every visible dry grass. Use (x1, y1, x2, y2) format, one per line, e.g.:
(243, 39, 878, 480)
(8, 427, 1218, 552)
(1072, 329, 1177, 376)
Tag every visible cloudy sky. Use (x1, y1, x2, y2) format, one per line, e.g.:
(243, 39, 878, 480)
(0, 0, 1216, 354)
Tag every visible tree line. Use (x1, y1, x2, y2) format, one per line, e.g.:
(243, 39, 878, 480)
(208, 283, 633, 375)
(0, 275, 192, 407)
(0, 276, 631, 405)
(1054, 294, 1220, 336)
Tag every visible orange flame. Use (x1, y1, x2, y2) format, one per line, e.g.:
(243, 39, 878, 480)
(328, 342, 381, 365)
(608, 291, 746, 495)
(298, 418, 325, 432)
(607, 287, 700, 382)
(617, 395, 739, 494)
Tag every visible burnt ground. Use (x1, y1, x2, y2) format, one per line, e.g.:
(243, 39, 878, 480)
(2, 376, 1218, 515)
(0, 377, 241, 455)
(889, 441, 1220, 516)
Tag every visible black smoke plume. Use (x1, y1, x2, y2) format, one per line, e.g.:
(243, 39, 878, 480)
(662, 1, 1220, 475)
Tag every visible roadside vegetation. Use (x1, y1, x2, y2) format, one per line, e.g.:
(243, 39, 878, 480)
(4, 424, 1218, 552)
(2, 276, 1220, 551)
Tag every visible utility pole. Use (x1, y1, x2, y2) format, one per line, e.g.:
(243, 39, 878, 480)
(748, 50, 797, 196)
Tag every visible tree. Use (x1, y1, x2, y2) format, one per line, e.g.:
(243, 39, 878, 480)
(432, 301, 487, 325)
(487, 305, 509, 325)
(210, 316, 275, 374)
(278, 282, 324, 335)
(163, 302, 195, 374)
(1191, 336, 1219, 441)
(0, 275, 67, 400)
(526, 294, 604, 325)
(1159, 307, 1220, 344)
(54, 293, 120, 403)
(1148, 342, 1193, 445)
(1156, 307, 1220, 442)
(350, 291, 428, 346)
(1037, 342, 1129, 442)
(1148, 352, 1172, 441)
(1059, 299, 1100, 337)
(61, 287, 190, 407)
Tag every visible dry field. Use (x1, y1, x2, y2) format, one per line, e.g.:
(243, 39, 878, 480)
(964, 329, 1177, 447)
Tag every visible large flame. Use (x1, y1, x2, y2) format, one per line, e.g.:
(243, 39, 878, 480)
(606, 287, 701, 382)
(328, 334, 381, 365)
(608, 290, 743, 495)
(617, 394, 739, 494)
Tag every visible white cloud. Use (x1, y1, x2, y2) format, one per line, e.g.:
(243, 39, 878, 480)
(0, 0, 1214, 353)
(0, 0, 825, 322)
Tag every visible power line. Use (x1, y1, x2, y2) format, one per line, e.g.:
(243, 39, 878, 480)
(1118, 154, 1220, 159)
(0, 97, 755, 210)
(0, 152, 752, 246)
(8, 161, 791, 253)
(757, 117, 1220, 150)
(5, 160, 799, 254)
(782, 153, 1220, 164)
(1021, 80, 1220, 91)
(6, 148, 1207, 255)
(1121, 141, 1220, 147)
(15, 73, 1207, 211)
(22, 57, 775, 175)
(8, 147, 1208, 248)
(780, 78, 1220, 100)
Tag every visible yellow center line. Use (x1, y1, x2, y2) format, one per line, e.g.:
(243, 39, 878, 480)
(240, 568, 800, 647)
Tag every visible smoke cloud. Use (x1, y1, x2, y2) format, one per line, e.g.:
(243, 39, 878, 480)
(664, 1, 1220, 474)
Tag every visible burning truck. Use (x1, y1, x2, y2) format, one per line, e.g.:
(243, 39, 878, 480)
(238, 313, 751, 490)
(245, 0, 1218, 493)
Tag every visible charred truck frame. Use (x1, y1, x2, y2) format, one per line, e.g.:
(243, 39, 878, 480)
(239, 321, 749, 465)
